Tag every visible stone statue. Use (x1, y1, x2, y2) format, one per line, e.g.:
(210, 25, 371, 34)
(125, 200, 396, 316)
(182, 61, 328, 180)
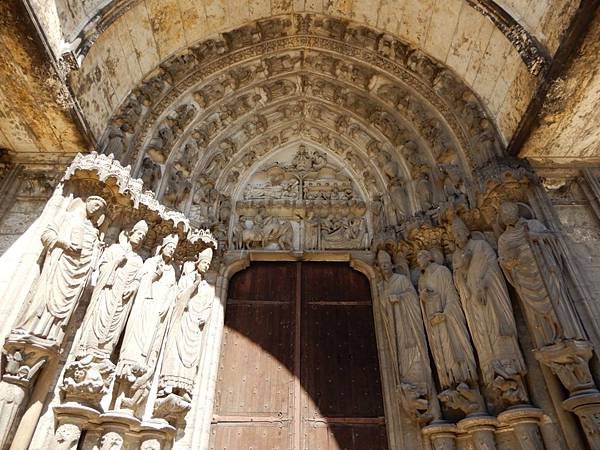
(417, 249, 482, 414)
(78, 220, 148, 359)
(450, 217, 528, 407)
(497, 202, 585, 347)
(155, 247, 214, 421)
(377, 250, 437, 422)
(15, 196, 107, 344)
(114, 233, 179, 413)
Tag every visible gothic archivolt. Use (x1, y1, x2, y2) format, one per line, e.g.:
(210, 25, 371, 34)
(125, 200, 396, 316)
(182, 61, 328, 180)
(1, 11, 600, 450)
(96, 14, 506, 254)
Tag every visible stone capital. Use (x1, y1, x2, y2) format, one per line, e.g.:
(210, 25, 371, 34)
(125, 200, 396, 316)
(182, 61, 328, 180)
(534, 339, 596, 395)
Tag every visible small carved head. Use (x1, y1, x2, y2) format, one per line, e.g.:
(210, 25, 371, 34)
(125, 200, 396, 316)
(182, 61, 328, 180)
(157, 233, 179, 258)
(196, 247, 213, 274)
(85, 196, 107, 224)
(499, 202, 520, 228)
(128, 220, 149, 248)
(450, 217, 470, 249)
(416, 250, 433, 270)
(376, 250, 393, 279)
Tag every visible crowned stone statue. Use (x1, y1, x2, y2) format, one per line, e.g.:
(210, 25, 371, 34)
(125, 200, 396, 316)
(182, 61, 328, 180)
(114, 233, 179, 413)
(155, 247, 214, 421)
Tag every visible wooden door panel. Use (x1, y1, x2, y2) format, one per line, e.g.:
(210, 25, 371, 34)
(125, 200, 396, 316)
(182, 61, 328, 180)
(301, 305, 385, 419)
(211, 262, 387, 450)
(228, 261, 297, 302)
(214, 303, 294, 417)
(209, 423, 292, 450)
(301, 262, 371, 303)
(304, 424, 388, 450)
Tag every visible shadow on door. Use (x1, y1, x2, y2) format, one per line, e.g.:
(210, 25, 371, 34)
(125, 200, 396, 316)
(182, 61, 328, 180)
(209, 261, 388, 450)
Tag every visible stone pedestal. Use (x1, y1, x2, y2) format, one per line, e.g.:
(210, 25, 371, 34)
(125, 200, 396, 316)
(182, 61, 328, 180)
(422, 421, 458, 450)
(457, 415, 497, 450)
(497, 406, 545, 450)
(76, 411, 175, 450)
(535, 339, 600, 447)
(562, 392, 600, 449)
(51, 403, 100, 450)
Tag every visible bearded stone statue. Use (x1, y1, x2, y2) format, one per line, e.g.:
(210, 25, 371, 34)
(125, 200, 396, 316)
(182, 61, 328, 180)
(114, 233, 179, 413)
(417, 249, 483, 415)
(497, 202, 585, 348)
(16, 196, 107, 344)
(450, 217, 528, 407)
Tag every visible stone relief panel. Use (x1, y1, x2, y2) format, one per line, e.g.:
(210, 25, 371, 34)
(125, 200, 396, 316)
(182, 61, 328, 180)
(231, 143, 370, 252)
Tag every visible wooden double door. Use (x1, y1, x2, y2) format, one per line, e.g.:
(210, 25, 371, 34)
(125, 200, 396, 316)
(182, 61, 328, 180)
(210, 262, 388, 450)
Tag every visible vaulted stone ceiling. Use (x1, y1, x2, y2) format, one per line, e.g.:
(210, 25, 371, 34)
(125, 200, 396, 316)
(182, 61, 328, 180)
(0, 0, 597, 166)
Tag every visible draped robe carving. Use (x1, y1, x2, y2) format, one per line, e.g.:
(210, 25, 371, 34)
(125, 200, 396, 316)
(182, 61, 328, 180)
(16, 197, 106, 344)
(377, 250, 436, 422)
(451, 219, 527, 405)
(155, 248, 214, 420)
(78, 222, 147, 359)
(114, 235, 178, 412)
(417, 251, 478, 390)
(497, 203, 586, 348)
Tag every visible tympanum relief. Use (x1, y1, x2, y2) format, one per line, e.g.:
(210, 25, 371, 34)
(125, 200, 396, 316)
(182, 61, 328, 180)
(232, 143, 370, 251)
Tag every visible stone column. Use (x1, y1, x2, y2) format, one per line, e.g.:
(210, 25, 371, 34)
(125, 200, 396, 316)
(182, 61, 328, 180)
(497, 406, 545, 450)
(457, 415, 497, 450)
(422, 421, 458, 450)
(535, 340, 600, 448)
(0, 337, 53, 449)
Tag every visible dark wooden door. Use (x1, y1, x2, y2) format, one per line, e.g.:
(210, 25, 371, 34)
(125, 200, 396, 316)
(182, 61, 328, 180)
(210, 262, 387, 450)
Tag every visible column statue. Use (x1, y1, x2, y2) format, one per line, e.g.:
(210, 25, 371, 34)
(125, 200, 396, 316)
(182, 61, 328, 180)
(0, 196, 106, 449)
(78, 220, 149, 359)
(498, 202, 600, 448)
(154, 247, 214, 422)
(113, 233, 179, 415)
(497, 201, 585, 347)
(59, 220, 149, 408)
(450, 217, 528, 408)
(15, 196, 107, 344)
(416, 249, 483, 415)
(376, 249, 437, 423)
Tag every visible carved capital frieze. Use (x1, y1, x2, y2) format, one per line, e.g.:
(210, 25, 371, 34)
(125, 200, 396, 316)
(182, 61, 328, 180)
(1, 334, 56, 388)
(534, 339, 596, 396)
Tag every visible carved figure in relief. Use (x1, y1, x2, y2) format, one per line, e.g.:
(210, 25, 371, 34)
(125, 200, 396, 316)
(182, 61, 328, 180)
(155, 248, 214, 419)
(440, 164, 466, 205)
(497, 202, 585, 347)
(389, 178, 408, 221)
(78, 220, 149, 359)
(450, 217, 528, 407)
(417, 250, 483, 414)
(414, 166, 434, 210)
(102, 123, 128, 160)
(262, 216, 293, 250)
(377, 250, 436, 423)
(98, 431, 123, 450)
(114, 234, 179, 412)
(163, 170, 191, 211)
(16, 196, 107, 343)
(140, 157, 161, 192)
